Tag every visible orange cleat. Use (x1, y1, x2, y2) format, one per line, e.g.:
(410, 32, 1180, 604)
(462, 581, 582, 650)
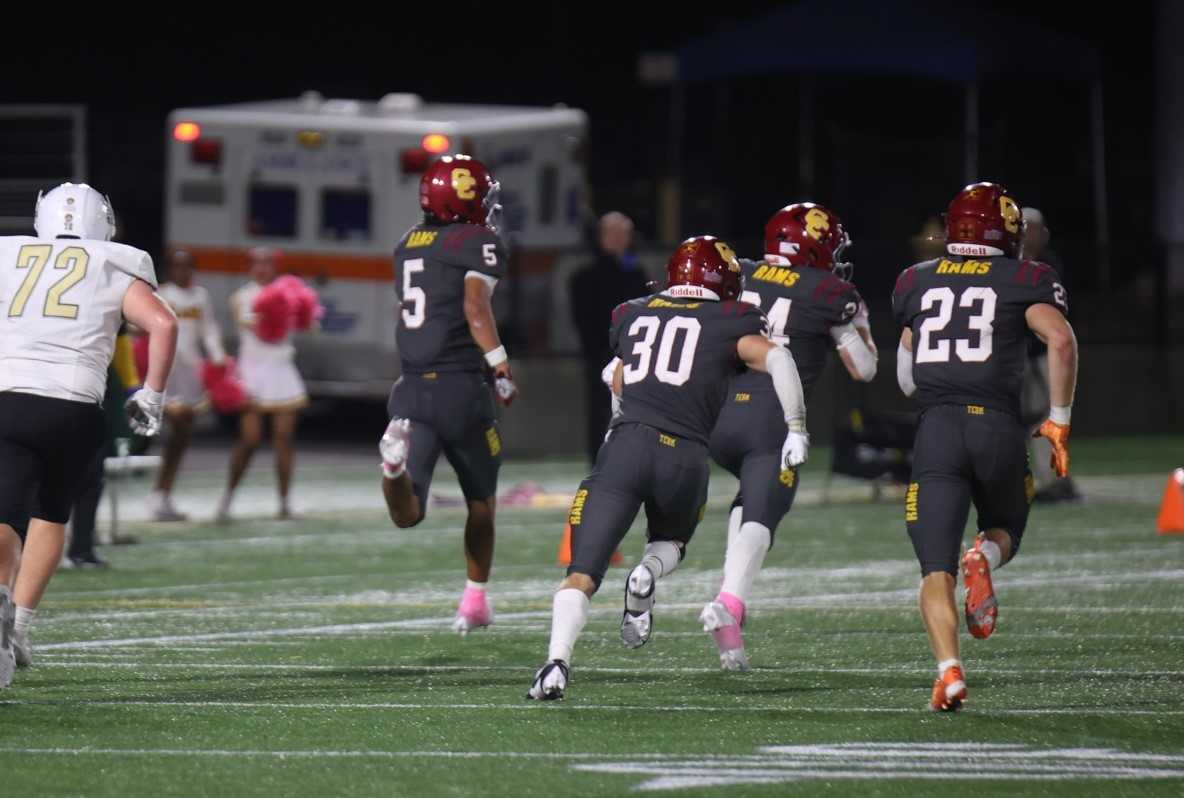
(962, 534, 998, 640)
(929, 665, 967, 712)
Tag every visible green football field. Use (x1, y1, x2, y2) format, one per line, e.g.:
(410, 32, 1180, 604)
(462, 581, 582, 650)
(3, 436, 1183, 796)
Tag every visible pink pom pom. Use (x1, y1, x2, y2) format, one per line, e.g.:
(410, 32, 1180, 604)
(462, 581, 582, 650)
(200, 357, 248, 413)
(252, 283, 292, 343)
(272, 275, 323, 332)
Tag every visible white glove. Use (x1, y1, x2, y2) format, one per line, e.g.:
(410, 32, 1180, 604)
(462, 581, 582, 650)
(494, 375, 518, 405)
(781, 424, 809, 468)
(125, 387, 164, 437)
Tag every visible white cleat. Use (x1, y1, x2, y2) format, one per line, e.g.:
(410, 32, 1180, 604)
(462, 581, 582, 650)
(526, 659, 569, 701)
(153, 502, 189, 523)
(0, 591, 15, 688)
(699, 601, 750, 672)
(13, 626, 31, 669)
(380, 418, 412, 478)
(620, 564, 656, 649)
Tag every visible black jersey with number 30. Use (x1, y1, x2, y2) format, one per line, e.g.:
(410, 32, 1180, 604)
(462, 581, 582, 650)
(892, 255, 1068, 416)
(393, 222, 507, 374)
(610, 294, 768, 444)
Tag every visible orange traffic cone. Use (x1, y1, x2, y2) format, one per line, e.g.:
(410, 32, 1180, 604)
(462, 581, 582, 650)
(556, 523, 624, 566)
(557, 523, 573, 565)
(1156, 468, 1184, 535)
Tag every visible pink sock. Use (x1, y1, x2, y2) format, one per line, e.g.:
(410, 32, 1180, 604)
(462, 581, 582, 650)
(459, 584, 489, 619)
(717, 591, 746, 627)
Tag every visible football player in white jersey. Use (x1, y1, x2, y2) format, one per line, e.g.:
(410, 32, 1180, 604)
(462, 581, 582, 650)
(150, 249, 226, 521)
(0, 183, 178, 686)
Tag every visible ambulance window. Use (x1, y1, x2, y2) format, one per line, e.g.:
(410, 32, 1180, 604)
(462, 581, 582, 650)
(247, 185, 298, 238)
(538, 164, 558, 226)
(320, 189, 371, 242)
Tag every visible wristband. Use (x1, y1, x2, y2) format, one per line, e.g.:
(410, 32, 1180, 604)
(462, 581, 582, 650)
(484, 346, 508, 368)
(1049, 405, 1071, 425)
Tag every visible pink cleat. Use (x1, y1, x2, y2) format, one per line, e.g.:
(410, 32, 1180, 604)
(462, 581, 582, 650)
(452, 586, 493, 635)
(699, 591, 750, 671)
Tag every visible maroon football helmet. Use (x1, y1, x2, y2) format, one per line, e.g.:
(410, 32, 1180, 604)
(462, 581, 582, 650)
(944, 182, 1023, 257)
(419, 154, 501, 229)
(665, 236, 743, 301)
(764, 203, 852, 279)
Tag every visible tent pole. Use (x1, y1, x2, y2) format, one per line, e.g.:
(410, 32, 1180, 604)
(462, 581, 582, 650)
(663, 80, 686, 245)
(964, 81, 979, 183)
(1090, 79, 1111, 290)
(800, 76, 815, 196)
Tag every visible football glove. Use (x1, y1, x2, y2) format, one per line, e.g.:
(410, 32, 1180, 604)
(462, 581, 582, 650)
(1034, 419, 1071, 478)
(125, 387, 164, 437)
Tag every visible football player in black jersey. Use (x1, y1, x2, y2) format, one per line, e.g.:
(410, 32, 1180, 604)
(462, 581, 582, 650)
(700, 204, 879, 671)
(528, 236, 810, 701)
(892, 182, 1077, 710)
(379, 155, 517, 635)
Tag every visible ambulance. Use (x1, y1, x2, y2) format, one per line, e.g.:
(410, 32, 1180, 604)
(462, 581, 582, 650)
(165, 92, 588, 397)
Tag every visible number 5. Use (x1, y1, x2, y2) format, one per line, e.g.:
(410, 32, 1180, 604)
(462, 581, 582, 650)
(483, 243, 497, 266)
(401, 258, 426, 329)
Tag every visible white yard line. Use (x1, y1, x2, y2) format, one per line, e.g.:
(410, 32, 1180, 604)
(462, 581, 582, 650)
(1, 699, 1181, 716)
(26, 660, 1184, 678)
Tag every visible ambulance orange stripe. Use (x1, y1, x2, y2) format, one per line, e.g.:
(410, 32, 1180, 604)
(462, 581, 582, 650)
(175, 245, 394, 281)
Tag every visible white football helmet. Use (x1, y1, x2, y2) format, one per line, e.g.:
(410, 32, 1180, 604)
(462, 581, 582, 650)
(34, 183, 116, 241)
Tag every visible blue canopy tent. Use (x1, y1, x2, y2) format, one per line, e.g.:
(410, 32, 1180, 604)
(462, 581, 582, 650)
(668, 0, 1109, 282)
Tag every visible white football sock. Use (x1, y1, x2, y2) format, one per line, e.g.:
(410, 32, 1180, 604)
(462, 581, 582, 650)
(465, 579, 486, 592)
(719, 522, 772, 603)
(14, 606, 35, 634)
(980, 538, 1003, 570)
(726, 506, 743, 549)
(640, 540, 682, 580)
(547, 588, 590, 663)
(937, 657, 962, 675)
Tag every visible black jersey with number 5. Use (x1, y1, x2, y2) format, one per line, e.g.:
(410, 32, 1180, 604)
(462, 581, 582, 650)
(892, 255, 1068, 416)
(733, 258, 862, 399)
(393, 222, 507, 374)
(610, 294, 768, 444)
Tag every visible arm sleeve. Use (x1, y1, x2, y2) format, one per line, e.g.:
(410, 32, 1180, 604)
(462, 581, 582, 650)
(830, 322, 877, 381)
(765, 346, 806, 429)
(896, 339, 916, 397)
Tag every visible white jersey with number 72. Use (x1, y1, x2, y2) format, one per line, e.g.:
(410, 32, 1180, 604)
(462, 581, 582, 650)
(0, 236, 157, 404)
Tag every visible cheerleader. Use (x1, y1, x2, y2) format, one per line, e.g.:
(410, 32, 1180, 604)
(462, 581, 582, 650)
(216, 248, 308, 521)
(151, 250, 226, 521)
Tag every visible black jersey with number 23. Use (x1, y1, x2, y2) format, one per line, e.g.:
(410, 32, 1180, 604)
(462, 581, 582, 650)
(892, 255, 1067, 416)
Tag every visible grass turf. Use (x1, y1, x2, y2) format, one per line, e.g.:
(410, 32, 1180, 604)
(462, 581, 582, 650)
(2, 437, 1182, 796)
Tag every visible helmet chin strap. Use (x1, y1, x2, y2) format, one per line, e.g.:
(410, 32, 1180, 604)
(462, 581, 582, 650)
(947, 243, 1006, 257)
(663, 285, 720, 301)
